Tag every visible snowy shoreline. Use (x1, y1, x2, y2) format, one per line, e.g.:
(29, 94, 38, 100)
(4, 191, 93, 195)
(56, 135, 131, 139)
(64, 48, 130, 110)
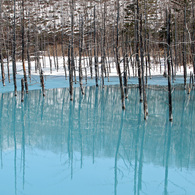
(0, 56, 193, 94)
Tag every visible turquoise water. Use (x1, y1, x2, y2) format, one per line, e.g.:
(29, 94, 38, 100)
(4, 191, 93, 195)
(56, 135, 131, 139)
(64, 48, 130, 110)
(0, 86, 195, 195)
(0, 75, 189, 93)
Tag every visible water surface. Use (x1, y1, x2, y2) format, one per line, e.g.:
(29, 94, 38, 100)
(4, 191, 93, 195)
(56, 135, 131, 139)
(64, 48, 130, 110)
(0, 86, 195, 195)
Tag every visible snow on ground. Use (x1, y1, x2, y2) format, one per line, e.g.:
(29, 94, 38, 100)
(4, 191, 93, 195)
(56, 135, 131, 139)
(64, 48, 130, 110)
(0, 56, 193, 94)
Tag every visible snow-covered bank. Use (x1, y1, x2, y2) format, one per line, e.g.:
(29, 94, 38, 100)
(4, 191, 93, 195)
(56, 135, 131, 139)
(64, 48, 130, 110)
(0, 56, 193, 94)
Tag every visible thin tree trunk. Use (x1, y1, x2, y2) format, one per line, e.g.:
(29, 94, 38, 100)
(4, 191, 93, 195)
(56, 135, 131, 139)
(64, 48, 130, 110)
(140, 14, 148, 120)
(13, 0, 17, 96)
(69, 0, 74, 101)
(124, 33, 128, 97)
(136, 0, 142, 102)
(94, 6, 98, 87)
(101, 27, 104, 87)
(167, 9, 173, 121)
(122, 31, 128, 98)
(103, 1, 107, 78)
(191, 0, 195, 77)
(170, 48, 174, 82)
(27, 13, 31, 82)
(7, 49, 10, 83)
(61, 25, 67, 79)
(54, 21, 59, 72)
(116, 0, 125, 110)
(0, 52, 5, 86)
(163, 42, 167, 77)
(21, 0, 28, 93)
(174, 12, 178, 75)
(144, 0, 148, 84)
(79, 15, 84, 94)
(0, 0, 5, 87)
(89, 11, 93, 79)
(40, 69, 45, 96)
(183, 6, 187, 89)
(4, 19, 10, 83)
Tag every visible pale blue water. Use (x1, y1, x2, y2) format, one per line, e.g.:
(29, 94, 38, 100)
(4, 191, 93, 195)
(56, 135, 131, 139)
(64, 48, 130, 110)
(0, 85, 195, 195)
(0, 74, 189, 93)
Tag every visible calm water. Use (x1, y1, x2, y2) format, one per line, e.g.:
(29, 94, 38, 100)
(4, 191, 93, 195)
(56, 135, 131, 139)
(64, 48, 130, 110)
(0, 86, 195, 195)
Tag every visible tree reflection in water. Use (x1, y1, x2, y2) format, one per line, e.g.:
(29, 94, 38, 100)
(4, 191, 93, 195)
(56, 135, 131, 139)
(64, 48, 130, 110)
(0, 86, 195, 195)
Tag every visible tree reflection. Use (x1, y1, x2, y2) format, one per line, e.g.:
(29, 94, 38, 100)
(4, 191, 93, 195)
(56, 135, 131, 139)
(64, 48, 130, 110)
(0, 86, 194, 194)
(114, 110, 124, 195)
(164, 121, 172, 195)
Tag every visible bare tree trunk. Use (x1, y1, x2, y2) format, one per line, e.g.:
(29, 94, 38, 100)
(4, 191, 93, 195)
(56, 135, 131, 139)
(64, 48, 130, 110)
(122, 31, 128, 98)
(136, 0, 142, 102)
(7, 49, 10, 83)
(100, 1, 107, 87)
(116, 0, 125, 110)
(101, 28, 104, 87)
(124, 33, 128, 98)
(183, 6, 187, 89)
(0, 0, 5, 87)
(61, 24, 67, 79)
(21, 0, 28, 93)
(79, 15, 84, 94)
(128, 39, 134, 78)
(40, 69, 45, 96)
(140, 14, 148, 120)
(191, 0, 195, 77)
(163, 40, 167, 77)
(4, 17, 11, 83)
(167, 9, 173, 121)
(89, 11, 93, 79)
(69, 0, 74, 101)
(144, 0, 149, 84)
(35, 29, 40, 73)
(174, 12, 178, 74)
(54, 20, 59, 72)
(27, 11, 31, 82)
(0, 52, 5, 86)
(170, 47, 174, 82)
(94, 5, 98, 87)
(103, 1, 107, 78)
(13, 0, 17, 96)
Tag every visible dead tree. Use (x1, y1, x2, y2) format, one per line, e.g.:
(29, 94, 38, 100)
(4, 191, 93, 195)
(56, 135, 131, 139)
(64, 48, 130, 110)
(40, 69, 45, 97)
(191, 0, 195, 77)
(116, 0, 125, 110)
(69, 0, 74, 101)
(100, 1, 107, 87)
(0, 53, 5, 86)
(167, 8, 173, 121)
(122, 31, 128, 98)
(13, 0, 17, 96)
(140, 14, 148, 120)
(79, 15, 84, 94)
(0, 0, 5, 86)
(183, 6, 187, 89)
(124, 33, 129, 98)
(61, 10, 67, 79)
(94, 5, 98, 87)
(136, 0, 143, 102)
(21, 0, 28, 93)
(89, 7, 93, 79)
(27, 10, 31, 81)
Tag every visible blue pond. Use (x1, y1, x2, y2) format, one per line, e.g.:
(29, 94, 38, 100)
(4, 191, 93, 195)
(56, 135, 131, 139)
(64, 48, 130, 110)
(0, 84, 195, 195)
